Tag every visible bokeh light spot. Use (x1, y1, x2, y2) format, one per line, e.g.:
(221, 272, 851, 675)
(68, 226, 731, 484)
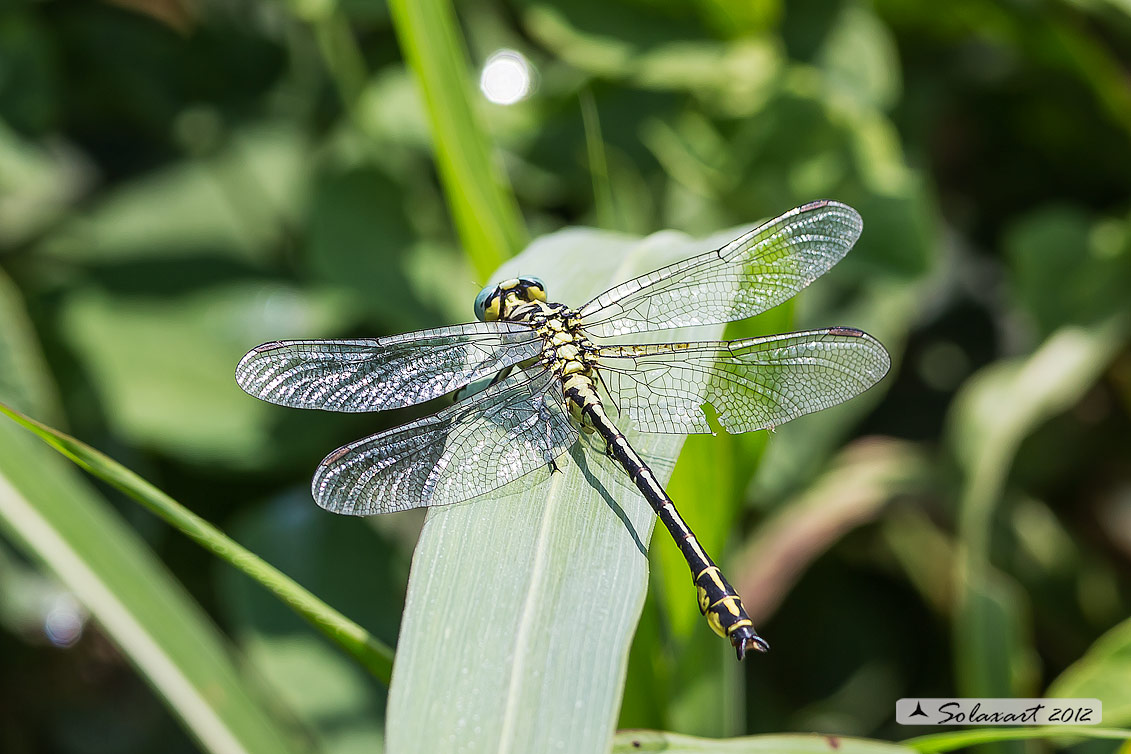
(44, 595, 84, 648)
(480, 50, 533, 105)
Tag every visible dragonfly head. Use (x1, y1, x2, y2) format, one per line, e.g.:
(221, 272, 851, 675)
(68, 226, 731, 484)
(474, 276, 546, 321)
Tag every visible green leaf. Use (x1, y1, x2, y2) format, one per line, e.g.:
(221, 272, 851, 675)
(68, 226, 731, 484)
(612, 730, 917, 753)
(0, 424, 304, 754)
(387, 0, 527, 277)
(0, 267, 61, 423)
(903, 726, 1131, 753)
(1047, 616, 1131, 726)
(385, 226, 740, 752)
(0, 401, 394, 684)
(218, 493, 406, 753)
(61, 282, 351, 467)
(948, 317, 1130, 701)
(39, 122, 307, 263)
(1005, 206, 1131, 338)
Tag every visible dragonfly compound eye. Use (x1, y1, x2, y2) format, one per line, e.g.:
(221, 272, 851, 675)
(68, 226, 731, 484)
(519, 276, 546, 302)
(474, 284, 501, 322)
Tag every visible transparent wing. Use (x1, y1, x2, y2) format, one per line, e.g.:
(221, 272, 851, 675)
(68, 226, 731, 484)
(596, 328, 890, 434)
(235, 322, 541, 412)
(576, 200, 862, 338)
(312, 368, 578, 514)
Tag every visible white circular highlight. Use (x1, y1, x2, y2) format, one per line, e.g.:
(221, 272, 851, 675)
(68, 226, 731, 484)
(44, 595, 85, 648)
(480, 50, 533, 105)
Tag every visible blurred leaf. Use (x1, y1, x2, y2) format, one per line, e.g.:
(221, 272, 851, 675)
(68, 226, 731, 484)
(0, 120, 90, 247)
(612, 730, 916, 752)
(817, 5, 901, 111)
(735, 438, 928, 623)
(0, 424, 305, 754)
(218, 492, 407, 754)
(0, 267, 61, 422)
(387, 0, 527, 277)
(1048, 616, 1131, 726)
(525, 1, 782, 115)
(949, 317, 1130, 701)
(61, 282, 351, 467)
(38, 122, 307, 263)
(305, 164, 475, 328)
(386, 226, 738, 752)
(881, 508, 955, 616)
(0, 12, 59, 131)
(1005, 206, 1131, 338)
(0, 400, 395, 683)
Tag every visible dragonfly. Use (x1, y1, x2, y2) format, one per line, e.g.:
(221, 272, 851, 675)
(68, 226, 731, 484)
(235, 199, 890, 660)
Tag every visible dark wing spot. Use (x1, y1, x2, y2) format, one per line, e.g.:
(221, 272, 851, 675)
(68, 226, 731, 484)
(827, 327, 864, 337)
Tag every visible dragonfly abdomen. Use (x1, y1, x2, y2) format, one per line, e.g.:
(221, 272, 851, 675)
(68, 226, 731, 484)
(581, 402, 769, 660)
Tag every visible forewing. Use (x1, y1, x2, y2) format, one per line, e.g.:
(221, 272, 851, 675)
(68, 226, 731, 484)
(576, 201, 862, 338)
(596, 328, 890, 434)
(312, 368, 579, 514)
(235, 321, 541, 412)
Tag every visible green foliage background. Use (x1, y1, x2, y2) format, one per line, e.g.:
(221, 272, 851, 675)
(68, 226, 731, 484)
(1, 0, 1130, 751)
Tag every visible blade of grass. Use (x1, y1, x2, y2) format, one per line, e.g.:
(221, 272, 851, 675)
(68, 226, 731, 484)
(612, 730, 917, 752)
(903, 726, 1131, 753)
(0, 422, 304, 754)
(580, 89, 618, 231)
(387, 0, 526, 278)
(0, 400, 394, 683)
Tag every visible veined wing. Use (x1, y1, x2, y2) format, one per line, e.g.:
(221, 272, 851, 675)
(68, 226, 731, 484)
(313, 368, 578, 514)
(576, 200, 862, 338)
(596, 328, 890, 434)
(235, 322, 541, 412)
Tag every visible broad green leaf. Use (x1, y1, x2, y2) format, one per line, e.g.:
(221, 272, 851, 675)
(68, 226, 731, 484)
(0, 119, 87, 247)
(387, 0, 527, 277)
(61, 282, 351, 467)
(38, 122, 307, 263)
(1005, 206, 1131, 338)
(612, 730, 916, 753)
(1048, 616, 1131, 726)
(0, 424, 304, 754)
(0, 401, 394, 683)
(817, 5, 902, 112)
(386, 226, 739, 752)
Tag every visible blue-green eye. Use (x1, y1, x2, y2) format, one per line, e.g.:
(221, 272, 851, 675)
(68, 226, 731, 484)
(473, 284, 497, 322)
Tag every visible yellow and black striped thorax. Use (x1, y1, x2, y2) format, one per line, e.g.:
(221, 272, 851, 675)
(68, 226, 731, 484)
(473, 276, 603, 421)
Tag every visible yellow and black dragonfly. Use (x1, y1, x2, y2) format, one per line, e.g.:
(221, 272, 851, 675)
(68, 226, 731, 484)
(235, 200, 890, 660)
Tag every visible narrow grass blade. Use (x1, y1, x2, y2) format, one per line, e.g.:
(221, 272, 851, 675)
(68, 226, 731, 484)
(0, 401, 394, 683)
(612, 730, 917, 753)
(903, 726, 1131, 753)
(0, 423, 303, 754)
(385, 227, 741, 752)
(387, 0, 527, 277)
